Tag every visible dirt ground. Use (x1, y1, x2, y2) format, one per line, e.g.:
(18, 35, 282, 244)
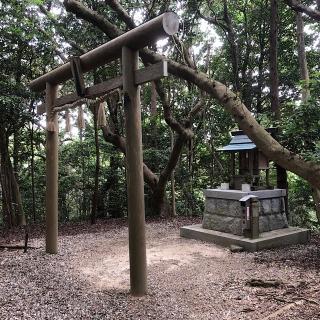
(0, 217, 319, 320)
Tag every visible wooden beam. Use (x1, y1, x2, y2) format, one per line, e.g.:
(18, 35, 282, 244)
(45, 83, 59, 254)
(70, 56, 86, 96)
(29, 13, 178, 92)
(122, 47, 147, 296)
(135, 60, 168, 84)
(37, 61, 168, 115)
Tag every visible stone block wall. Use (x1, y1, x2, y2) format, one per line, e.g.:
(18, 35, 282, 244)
(202, 195, 288, 236)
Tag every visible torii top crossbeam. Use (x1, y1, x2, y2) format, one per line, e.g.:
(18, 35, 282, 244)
(29, 12, 179, 92)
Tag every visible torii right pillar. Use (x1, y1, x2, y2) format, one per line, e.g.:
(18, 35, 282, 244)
(122, 46, 147, 296)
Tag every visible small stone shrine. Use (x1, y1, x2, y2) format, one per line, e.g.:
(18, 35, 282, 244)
(202, 129, 288, 236)
(181, 129, 310, 251)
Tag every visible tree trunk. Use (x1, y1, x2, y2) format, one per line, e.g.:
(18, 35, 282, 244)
(79, 127, 87, 217)
(295, 11, 320, 222)
(0, 161, 15, 227)
(313, 188, 320, 223)
(256, 3, 267, 114)
(170, 129, 176, 216)
(269, 0, 280, 119)
(223, 0, 240, 92)
(296, 12, 310, 101)
(0, 128, 25, 227)
(12, 130, 26, 226)
(150, 81, 157, 117)
(149, 192, 171, 217)
(269, 0, 289, 216)
(91, 105, 100, 224)
(30, 112, 36, 222)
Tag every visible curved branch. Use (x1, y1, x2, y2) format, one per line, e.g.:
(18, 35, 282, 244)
(187, 97, 206, 122)
(101, 125, 158, 190)
(156, 133, 190, 193)
(64, 0, 121, 38)
(154, 80, 186, 135)
(105, 0, 136, 29)
(283, 0, 320, 21)
(39, 4, 86, 54)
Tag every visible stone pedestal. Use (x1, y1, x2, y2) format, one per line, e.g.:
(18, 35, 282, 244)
(202, 189, 288, 236)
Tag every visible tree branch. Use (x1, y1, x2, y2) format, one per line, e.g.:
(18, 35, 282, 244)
(39, 4, 86, 54)
(197, 9, 230, 32)
(157, 133, 190, 193)
(187, 97, 206, 122)
(283, 0, 320, 21)
(154, 80, 187, 135)
(105, 0, 135, 29)
(64, 0, 121, 38)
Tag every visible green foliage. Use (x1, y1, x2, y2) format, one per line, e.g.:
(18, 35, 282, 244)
(288, 174, 319, 229)
(281, 73, 320, 162)
(0, 0, 319, 228)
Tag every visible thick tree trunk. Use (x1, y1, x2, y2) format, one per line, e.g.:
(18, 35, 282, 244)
(151, 193, 172, 217)
(0, 162, 15, 227)
(0, 128, 25, 227)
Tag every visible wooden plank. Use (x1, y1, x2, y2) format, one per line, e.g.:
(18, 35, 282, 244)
(86, 75, 122, 98)
(45, 82, 59, 254)
(37, 61, 168, 115)
(122, 46, 147, 296)
(135, 60, 168, 84)
(29, 13, 178, 92)
(70, 57, 86, 96)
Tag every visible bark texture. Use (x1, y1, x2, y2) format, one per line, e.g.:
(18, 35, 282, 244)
(296, 12, 310, 101)
(284, 0, 320, 21)
(198, 0, 240, 91)
(269, 0, 280, 119)
(313, 189, 320, 223)
(0, 128, 26, 227)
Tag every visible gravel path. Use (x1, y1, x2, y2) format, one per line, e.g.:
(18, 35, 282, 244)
(0, 218, 319, 319)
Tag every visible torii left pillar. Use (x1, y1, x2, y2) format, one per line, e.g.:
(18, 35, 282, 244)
(45, 82, 59, 254)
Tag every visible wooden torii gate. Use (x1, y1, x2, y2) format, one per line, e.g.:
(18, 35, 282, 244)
(29, 13, 179, 296)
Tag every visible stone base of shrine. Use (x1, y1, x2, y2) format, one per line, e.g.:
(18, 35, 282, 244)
(180, 224, 310, 252)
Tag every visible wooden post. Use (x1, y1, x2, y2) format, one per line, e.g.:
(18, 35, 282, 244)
(250, 198, 260, 239)
(45, 82, 59, 254)
(122, 46, 147, 295)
